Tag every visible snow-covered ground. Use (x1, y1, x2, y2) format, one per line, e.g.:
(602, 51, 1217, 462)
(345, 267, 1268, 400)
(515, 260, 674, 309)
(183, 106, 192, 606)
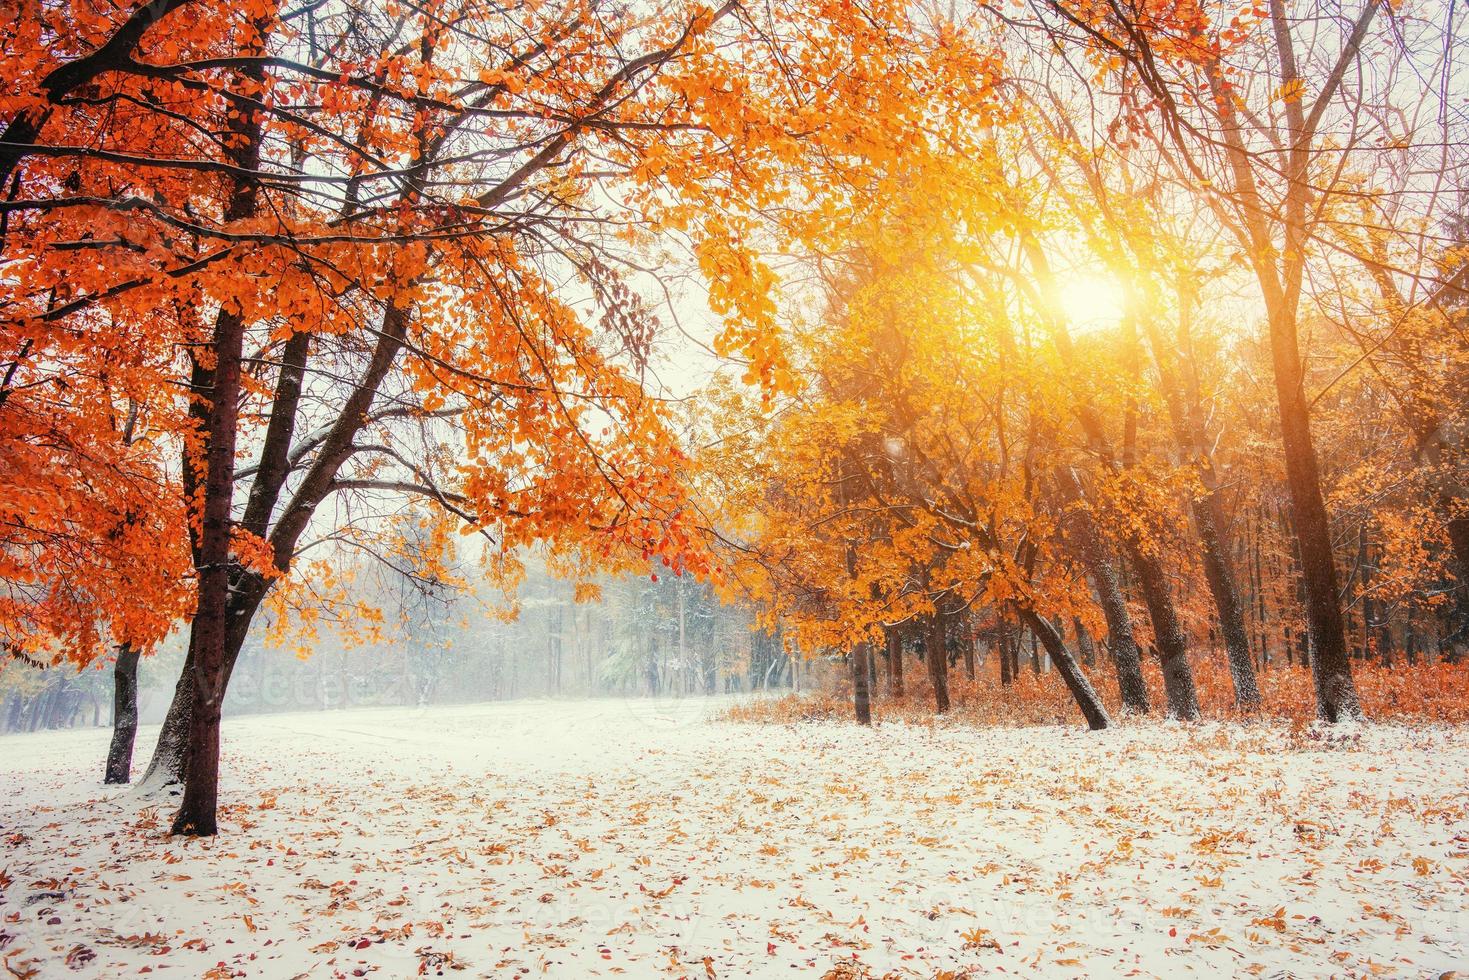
(2, 699, 1467, 978)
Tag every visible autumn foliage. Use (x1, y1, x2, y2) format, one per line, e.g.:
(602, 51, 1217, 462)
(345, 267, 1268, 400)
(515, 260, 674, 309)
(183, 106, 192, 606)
(729, 659, 1469, 729)
(2, 0, 1468, 838)
(699, 0, 1468, 730)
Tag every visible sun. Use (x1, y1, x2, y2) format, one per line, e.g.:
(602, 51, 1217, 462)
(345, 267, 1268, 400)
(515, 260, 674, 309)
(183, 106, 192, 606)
(1056, 273, 1126, 333)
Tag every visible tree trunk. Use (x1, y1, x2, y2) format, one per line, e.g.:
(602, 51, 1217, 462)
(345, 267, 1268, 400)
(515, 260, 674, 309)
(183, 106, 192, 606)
(171, 316, 244, 836)
(43, 676, 70, 729)
(1019, 608, 1112, 730)
(885, 627, 903, 697)
(166, 35, 268, 835)
(30, 686, 49, 731)
(104, 644, 141, 784)
(139, 645, 193, 793)
(1140, 305, 1263, 709)
(1129, 548, 1201, 720)
(143, 569, 269, 792)
(644, 632, 659, 696)
(926, 611, 950, 714)
(22, 682, 48, 732)
(1270, 349, 1362, 720)
(999, 625, 1013, 686)
(1200, 28, 1368, 721)
(851, 643, 872, 726)
(1057, 473, 1150, 713)
(1444, 513, 1469, 657)
(1195, 493, 1262, 709)
(1074, 618, 1096, 668)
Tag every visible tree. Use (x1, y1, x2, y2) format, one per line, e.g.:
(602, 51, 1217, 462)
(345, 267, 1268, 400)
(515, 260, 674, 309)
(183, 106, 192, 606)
(103, 644, 141, 783)
(1025, 0, 1395, 719)
(5, 0, 854, 833)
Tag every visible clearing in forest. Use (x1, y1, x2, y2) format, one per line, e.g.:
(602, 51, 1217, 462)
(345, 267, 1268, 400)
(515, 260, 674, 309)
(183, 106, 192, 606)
(2, 699, 1467, 978)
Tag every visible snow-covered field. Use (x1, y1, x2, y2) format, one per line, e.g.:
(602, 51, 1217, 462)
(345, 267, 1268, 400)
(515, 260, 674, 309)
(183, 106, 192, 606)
(2, 699, 1467, 979)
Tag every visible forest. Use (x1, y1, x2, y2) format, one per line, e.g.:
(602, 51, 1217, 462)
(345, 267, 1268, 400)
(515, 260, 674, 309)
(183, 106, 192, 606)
(1, 0, 1467, 976)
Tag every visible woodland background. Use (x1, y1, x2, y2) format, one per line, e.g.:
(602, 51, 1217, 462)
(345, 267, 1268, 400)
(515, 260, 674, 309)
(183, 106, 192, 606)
(0, 0, 1466, 837)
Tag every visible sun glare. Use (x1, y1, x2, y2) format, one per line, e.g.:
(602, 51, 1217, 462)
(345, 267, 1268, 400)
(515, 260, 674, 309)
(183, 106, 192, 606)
(1057, 273, 1126, 333)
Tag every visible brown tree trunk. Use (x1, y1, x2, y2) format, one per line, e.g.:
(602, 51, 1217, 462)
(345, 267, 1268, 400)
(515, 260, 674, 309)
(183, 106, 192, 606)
(1444, 514, 1469, 658)
(169, 25, 277, 833)
(1196, 493, 1262, 709)
(1268, 293, 1363, 718)
(1019, 608, 1112, 730)
(1130, 548, 1201, 720)
(851, 643, 872, 726)
(139, 645, 192, 792)
(1272, 353, 1361, 719)
(1074, 618, 1096, 668)
(926, 611, 950, 714)
(885, 627, 903, 697)
(1056, 471, 1150, 713)
(104, 644, 140, 784)
(1140, 308, 1262, 709)
(171, 301, 248, 836)
(998, 625, 1013, 687)
(1199, 21, 1369, 721)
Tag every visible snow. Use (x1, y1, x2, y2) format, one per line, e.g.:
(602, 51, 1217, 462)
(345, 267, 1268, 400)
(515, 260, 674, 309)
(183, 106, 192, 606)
(2, 699, 1467, 978)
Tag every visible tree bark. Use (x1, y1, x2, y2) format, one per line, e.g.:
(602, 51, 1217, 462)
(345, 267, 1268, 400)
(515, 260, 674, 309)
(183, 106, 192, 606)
(1019, 608, 1112, 730)
(851, 642, 872, 725)
(166, 22, 269, 834)
(1063, 501, 1150, 712)
(1139, 307, 1262, 710)
(1248, 173, 1358, 710)
(1129, 548, 1201, 720)
(998, 625, 1013, 686)
(1269, 328, 1362, 719)
(144, 567, 275, 794)
(1444, 514, 1469, 653)
(1053, 466, 1151, 711)
(1197, 15, 1371, 721)
(104, 644, 140, 784)
(1196, 493, 1262, 709)
(1073, 617, 1096, 668)
(171, 302, 248, 836)
(138, 645, 192, 792)
(887, 627, 904, 697)
(926, 611, 950, 714)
